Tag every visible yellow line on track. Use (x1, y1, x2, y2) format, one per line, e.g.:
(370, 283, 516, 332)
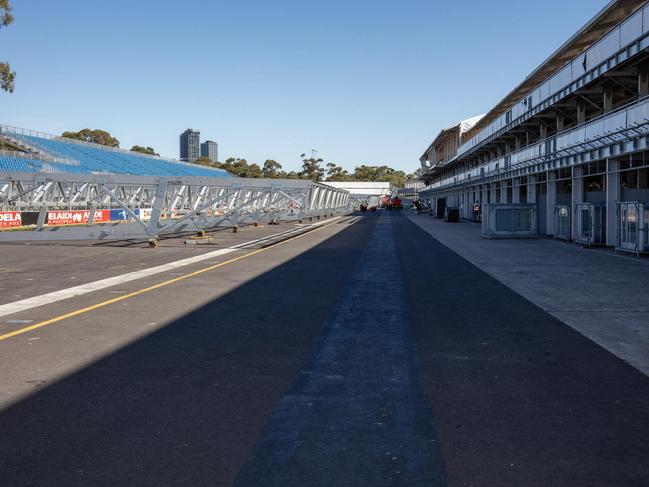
(0, 219, 339, 342)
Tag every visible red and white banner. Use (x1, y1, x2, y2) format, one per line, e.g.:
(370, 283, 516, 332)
(137, 208, 153, 221)
(47, 210, 110, 226)
(0, 211, 22, 228)
(135, 209, 183, 221)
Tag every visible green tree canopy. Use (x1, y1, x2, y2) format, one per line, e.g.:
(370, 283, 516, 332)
(241, 162, 263, 178)
(189, 152, 414, 186)
(262, 159, 283, 178)
(130, 145, 158, 156)
(62, 129, 120, 147)
(326, 162, 354, 182)
(211, 157, 262, 178)
(192, 156, 215, 167)
(299, 154, 324, 181)
(352, 165, 408, 187)
(0, 0, 15, 93)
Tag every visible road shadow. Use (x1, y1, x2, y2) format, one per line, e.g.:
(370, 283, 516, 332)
(393, 213, 649, 487)
(0, 214, 378, 487)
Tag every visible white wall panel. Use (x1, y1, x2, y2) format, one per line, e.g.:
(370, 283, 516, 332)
(549, 65, 571, 94)
(586, 29, 620, 71)
(571, 53, 587, 81)
(530, 87, 541, 107)
(603, 111, 626, 132)
(627, 99, 649, 125)
(621, 9, 642, 46)
(539, 80, 550, 101)
(585, 119, 604, 139)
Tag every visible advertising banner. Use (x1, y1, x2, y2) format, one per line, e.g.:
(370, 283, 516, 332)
(46, 209, 110, 226)
(110, 209, 129, 222)
(135, 208, 152, 221)
(108, 208, 157, 222)
(21, 212, 39, 226)
(0, 211, 22, 228)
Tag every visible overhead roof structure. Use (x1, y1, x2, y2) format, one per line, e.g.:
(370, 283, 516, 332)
(420, 115, 484, 163)
(323, 181, 395, 197)
(466, 0, 647, 138)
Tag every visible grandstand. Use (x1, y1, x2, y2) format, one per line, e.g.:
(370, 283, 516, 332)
(0, 124, 232, 177)
(0, 124, 349, 242)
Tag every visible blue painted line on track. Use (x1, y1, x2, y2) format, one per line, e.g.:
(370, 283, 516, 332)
(235, 213, 446, 486)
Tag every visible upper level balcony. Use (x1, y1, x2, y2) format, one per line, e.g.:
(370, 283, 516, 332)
(456, 1, 649, 162)
(424, 94, 649, 192)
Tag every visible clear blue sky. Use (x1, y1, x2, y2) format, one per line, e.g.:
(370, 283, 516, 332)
(2, 0, 604, 173)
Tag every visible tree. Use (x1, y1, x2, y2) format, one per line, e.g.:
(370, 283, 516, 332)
(130, 145, 158, 156)
(241, 163, 263, 178)
(213, 157, 263, 178)
(262, 159, 283, 178)
(189, 151, 413, 185)
(0, 0, 15, 93)
(229, 158, 249, 176)
(352, 164, 407, 187)
(217, 157, 239, 174)
(192, 156, 215, 166)
(299, 153, 324, 181)
(284, 171, 301, 179)
(62, 129, 119, 147)
(326, 162, 353, 182)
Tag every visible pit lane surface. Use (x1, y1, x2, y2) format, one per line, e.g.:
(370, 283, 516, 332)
(0, 212, 648, 486)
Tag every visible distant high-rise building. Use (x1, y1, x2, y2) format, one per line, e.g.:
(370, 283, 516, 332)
(200, 140, 218, 163)
(180, 129, 200, 162)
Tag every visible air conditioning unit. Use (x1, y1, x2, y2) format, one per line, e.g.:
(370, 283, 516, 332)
(574, 202, 606, 245)
(554, 205, 571, 240)
(617, 201, 649, 253)
(482, 204, 536, 239)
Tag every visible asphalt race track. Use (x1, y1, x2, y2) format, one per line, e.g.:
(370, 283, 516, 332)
(0, 212, 648, 486)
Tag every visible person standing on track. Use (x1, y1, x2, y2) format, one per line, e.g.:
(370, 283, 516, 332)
(472, 200, 481, 222)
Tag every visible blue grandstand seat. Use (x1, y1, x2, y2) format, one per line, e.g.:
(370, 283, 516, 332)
(0, 130, 232, 178)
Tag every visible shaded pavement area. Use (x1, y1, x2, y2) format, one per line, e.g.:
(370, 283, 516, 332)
(393, 213, 649, 486)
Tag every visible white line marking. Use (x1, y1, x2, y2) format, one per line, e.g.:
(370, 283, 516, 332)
(0, 217, 340, 319)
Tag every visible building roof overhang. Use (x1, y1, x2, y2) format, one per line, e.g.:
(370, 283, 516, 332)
(419, 114, 484, 162)
(469, 0, 647, 136)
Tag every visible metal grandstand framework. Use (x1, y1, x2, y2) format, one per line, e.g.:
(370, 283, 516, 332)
(0, 172, 349, 241)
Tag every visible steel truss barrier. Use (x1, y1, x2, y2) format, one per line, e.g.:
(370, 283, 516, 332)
(0, 172, 349, 241)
